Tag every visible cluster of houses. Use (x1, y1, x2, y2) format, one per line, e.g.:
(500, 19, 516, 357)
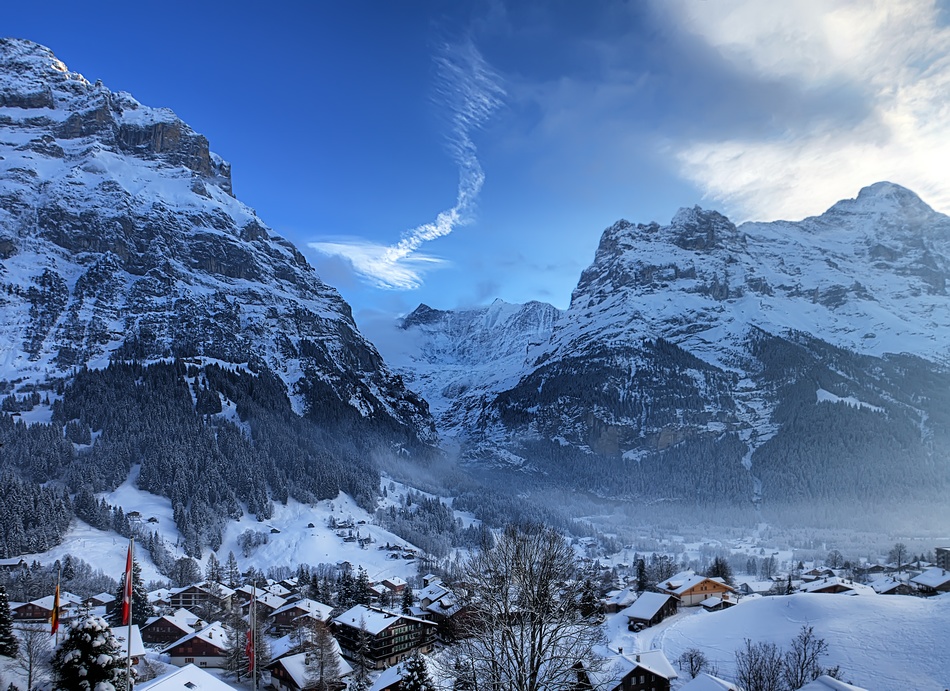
(7, 544, 948, 691)
(7, 570, 465, 691)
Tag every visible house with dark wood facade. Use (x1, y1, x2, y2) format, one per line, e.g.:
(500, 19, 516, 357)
(332, 605, 436, 670)
(161, 622, 229, 669)
(619, 592, 677, 630)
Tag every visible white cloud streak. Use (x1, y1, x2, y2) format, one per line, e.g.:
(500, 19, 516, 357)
(663, 0, 950, 221)
(311, 39, 504, 290)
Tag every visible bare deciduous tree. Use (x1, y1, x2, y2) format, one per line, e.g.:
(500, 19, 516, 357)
(782, 625, 830, 689)
(888, 543, 908, 573)
(734, 639, 784, 691)
(454, 523, 605, 691)
(14, 624, 52, 691)
(675, 648, 711, 679)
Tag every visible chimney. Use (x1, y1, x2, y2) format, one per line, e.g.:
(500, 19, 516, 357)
(618, 647, 623, 654)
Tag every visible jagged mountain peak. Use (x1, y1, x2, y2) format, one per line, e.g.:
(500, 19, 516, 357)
(0, 38, 88, 102)
(0, 38, 434, 445)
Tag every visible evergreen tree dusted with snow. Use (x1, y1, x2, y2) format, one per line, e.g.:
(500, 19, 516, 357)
(225, 550, 242, 588)
(0, 585, 17, 658)
(52, 615, 129, 691)
(106, 557, 153, 627)
(401, 650, 434, 691)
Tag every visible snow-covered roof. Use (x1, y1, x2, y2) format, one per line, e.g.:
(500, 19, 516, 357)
(871, 578, 908, 594)
(658, 571, 733, 595)
(161, 622, 228, 654)
(417, 581, 451, 603)
(91, 591, 116, 604)
(333, 605, 433, 635)
(246, 592, 286, 610)
(425, 592, 462, 618)
(911, 567, 950, 589)
(149, 588, 173, 604)
(604, 587, 637, 608)
(137, 663, 238, 691)
(700, 594, 735, 608)
(270, 598, 333, 620)
(679, 672, 742, 691)
(269, 648, 352, 688)
(265, 583, 292, 597)
(619, 592, 675, 621)
(798, 577, 859, 594)
(797, 674, 868, 690)
(146, 608, 201, 632)
(584, 648, 677, 688)
(27, 591, 83, 609)
(113, 624, 146, 657)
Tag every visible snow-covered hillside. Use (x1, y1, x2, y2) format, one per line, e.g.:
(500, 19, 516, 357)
(618, 592, 950, 689)
(22, 468, 432, 586)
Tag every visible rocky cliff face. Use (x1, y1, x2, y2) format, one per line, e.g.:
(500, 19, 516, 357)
(0, 38, 435, 449)
(387, 183, 950, 528)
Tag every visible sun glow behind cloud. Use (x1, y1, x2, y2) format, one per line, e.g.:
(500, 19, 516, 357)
(310, 39, 504, 290)
(663, 0, 950, 221)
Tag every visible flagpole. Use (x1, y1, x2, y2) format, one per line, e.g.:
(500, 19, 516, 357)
(251, 583, 257, 691)
(54, 565, 61, 645)
(126, 538, 134, 691)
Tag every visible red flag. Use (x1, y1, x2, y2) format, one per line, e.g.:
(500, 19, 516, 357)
(121, 541, 133, 626)
(245, 627, 255, 672)
(246, 588, 255, 673)
(49, 583, 60, 636)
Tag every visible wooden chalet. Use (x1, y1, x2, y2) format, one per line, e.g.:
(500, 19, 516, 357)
(798, 577, 856, 595)
(161, 622, 229, 669)
(269, 598, 333, 635)
(167, 583, 234, 612)
(700, 593, 738, 611)
(267, 649, 352, 691)
(332, 605, 437, 670)
(911, 567, 950, 595)
(242, 591, 286, 618)
(655, 571, 735, 607)
(141, 608, 203, 645)
(576, 648, 677, 691)
(87, 592, 116, 608)
(13, 591, 83, 622)
(619, 592, 677, 630)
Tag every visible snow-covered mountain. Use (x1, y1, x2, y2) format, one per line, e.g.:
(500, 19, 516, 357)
(0, 39, 435, 555)
(386, 183, 950, 527)
(0, 38, 431, 436)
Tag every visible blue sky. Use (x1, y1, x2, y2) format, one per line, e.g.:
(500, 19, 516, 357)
(6, 0, 950, 326)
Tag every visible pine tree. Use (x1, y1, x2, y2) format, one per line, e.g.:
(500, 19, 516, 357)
(52, 615, 129, 691)
(401, 584, 415, 614)
(354, 566, 370, 606)
(107, 557, 154, 627)
(205, 552, 223, 584)
(636, 558, 648, 592)
(225, 551, 241, 588)
(350, 617, 371, 690)
(304, 621, 341, 691)
(0, 585, 17, 657)
(401, 650, 434, 691)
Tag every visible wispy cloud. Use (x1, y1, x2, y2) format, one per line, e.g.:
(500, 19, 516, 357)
(661, 0, 950, 220)
(310, 38, 504, 290)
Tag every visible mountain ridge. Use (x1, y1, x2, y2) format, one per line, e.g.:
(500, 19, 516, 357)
(382, 181, 950, 529)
